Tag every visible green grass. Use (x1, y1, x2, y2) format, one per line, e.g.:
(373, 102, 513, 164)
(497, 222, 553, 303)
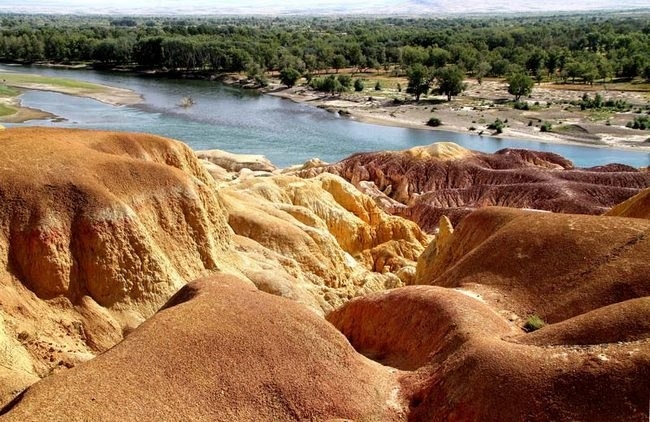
(523, 315, 546, 332)
(0, 85, 20, 97)
(0, 104, 17, 117)
(2, 73, 106, 92)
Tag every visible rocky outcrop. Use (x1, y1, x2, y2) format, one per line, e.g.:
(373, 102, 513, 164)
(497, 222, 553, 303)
(417, 207, 650, 321)
(218, 171, 429, 312)
(301, 143, 650, 232)
(329, 206, 650, 421)
(606, 187, 650, 219)
(0, 127, 428, 403)
(0, 128, 235, 394)
(0, 275, 404, 421)
(196, 149, 276, 173)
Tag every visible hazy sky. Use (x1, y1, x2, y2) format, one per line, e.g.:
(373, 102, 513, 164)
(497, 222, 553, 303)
(2, 0, 648, 15)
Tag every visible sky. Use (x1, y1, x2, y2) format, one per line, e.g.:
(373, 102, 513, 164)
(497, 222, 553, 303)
(1, 0, 648, 15)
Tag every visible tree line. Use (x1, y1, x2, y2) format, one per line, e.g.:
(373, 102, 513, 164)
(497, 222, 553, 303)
(1, 13, 649, 85)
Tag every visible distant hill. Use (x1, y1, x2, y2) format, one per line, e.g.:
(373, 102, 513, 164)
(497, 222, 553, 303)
(4, 0, 649, 16)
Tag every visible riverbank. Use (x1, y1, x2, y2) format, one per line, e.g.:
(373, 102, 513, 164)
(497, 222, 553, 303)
(2, 65, 649, 158)
(0, 70, 143, 123)
(266, 77, 650, 153)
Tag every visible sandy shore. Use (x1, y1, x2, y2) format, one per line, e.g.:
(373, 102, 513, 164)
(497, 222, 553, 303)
(0, 71, 143, 123)
(5, 82, 143, 107)
(267, 78, 650, 153)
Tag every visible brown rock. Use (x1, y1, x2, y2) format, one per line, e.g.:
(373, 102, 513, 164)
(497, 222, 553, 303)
(0, 127, 428, 397)
(330, 268, 650, 421)
(302, 143, 650, 232)
(1, 275, 404, 422)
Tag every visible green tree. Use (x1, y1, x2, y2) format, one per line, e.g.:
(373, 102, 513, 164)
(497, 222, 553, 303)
(354, 78, 364, 92)
(475, 61, 491, 84)
(331, 54, 347, 73)
(436, 65, 466, 101)
(279, 67, 301, 87)
(337, 74, 352, 89)
(406, 64, 432, 102)
(507, 72, 534, 101)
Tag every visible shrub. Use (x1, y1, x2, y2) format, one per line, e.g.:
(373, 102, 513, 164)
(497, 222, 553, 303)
(629, 116, 650, 130)
(337, 74, 352, 89)
(513, 101, 529, 110)
(353, 78, 364, 92)
(488, 118, 504, 134)
(279, 67, 301, 87)
(540, 121, 553, 132)
(374, 81, 382, 91)
(523, 315, 546, 332)
(427, 117, 442, 127)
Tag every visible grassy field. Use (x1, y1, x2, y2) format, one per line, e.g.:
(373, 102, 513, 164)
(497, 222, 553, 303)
(0, 104, 16, 116)
(1, 73, 106, 92)
(0, 85, 20, 97)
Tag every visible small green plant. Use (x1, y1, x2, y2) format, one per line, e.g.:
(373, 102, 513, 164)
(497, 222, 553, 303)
(540, 121, 553, 132)
(374, 81, 382, 91)
(513, 101, 529, 110)
(488, 118, 504, 134)
(354, 78, 364, 92)
(628, 115, 650, 130)
(427, 117, 442, 127)
(523, 315, 545, 332)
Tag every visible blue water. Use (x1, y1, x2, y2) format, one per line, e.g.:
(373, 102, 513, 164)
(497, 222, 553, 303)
(3, 64, 649, 168)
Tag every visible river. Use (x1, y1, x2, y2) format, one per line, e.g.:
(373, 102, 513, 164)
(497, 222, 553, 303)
(2, 64, 650, 168)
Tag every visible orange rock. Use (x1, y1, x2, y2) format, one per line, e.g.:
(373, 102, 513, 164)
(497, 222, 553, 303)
(1, 275, 404, 422)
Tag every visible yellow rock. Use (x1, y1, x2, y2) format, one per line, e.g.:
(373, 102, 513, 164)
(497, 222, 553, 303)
(405, 142, 472, 160)
(0, 128, 431, 397)
(606, 188, 650, 220)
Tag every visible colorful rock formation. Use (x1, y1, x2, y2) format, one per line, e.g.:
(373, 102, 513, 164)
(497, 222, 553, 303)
(329, 207, 650, 421)
(301, 143, 650, 232)
(0, 127, 427, 405)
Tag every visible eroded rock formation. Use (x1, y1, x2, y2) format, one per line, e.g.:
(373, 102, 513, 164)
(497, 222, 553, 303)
(0, 127, 428, 405)
(0, 275, 405, 421)
(329, 207, 650, 421)
(300, 143, 650, 232)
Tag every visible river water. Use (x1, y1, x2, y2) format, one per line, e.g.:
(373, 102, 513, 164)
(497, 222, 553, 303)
(2, 64, 650, 168)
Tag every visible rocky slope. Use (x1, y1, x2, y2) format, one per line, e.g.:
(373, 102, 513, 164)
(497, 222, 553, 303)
(300, 143, 650, 232)
(1, 128, 648, 421)
(329, 206, 650, 421)
(0, 128, 427, 406)
(0, 275, 404, 422)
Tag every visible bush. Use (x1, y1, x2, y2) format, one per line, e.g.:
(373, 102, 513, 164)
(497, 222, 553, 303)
(523, 315, 546, 332)
(279, 67, 301, 87)
(337, 74, 352, 89)
(311, 75, 345, 94)
(488, 118, 504, 134)
(540, 121, 553, 132)
(513, 101, 529, 110)
(354, 78, 364, 92)
(629, 115, 650, 130)
(374, 81, 382, 91)
(427, 117, 442, 127)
